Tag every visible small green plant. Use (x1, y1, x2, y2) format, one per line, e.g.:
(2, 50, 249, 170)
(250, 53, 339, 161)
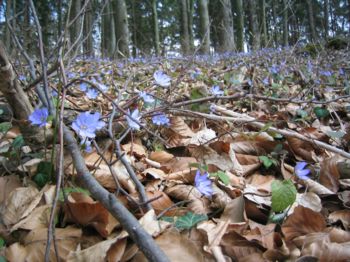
(209, 170, 230, 185)
(271, 179, 297, 213)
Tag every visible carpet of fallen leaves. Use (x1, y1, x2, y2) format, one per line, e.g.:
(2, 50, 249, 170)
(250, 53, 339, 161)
(1, 47, 350, 262)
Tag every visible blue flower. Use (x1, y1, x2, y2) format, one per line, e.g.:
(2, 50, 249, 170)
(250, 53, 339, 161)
(86, 89, 98, 99)
(80, 82, 88, 92)
(294, 162, 310, 180)
(210, 85, 224, 96)
(72, 112, 105, 139)
(126, 109, 141, 130)
(154, 70, 171, 87)
(139, 91, 155, 103)
(195, 170, 213, 197)
(269, 64, 280, 74)
(18, 75, 26, 81)
(29, 108, 49, 127)
(263, 77, 269, 85)
(98, 83, 109, 93)
(339, 68, 345, 76)
(320, 70, 332, 77)
(67, 72, 76, 79)
(52, 90, 58, 97)
(80, 139, 92, 153)
(152, 113, 170, 126)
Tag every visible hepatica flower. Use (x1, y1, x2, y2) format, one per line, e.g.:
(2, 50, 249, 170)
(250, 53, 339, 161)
(195, 170, 213, 197)
(79, 82, 88, 92)
(211, 85, 224, 96)
(86, 89, 98, 99)
(126, 109, 141, 130)
(29, 107, 49, 127)
(72, 112, 105, 139)
(139, 91, 155, 103)
(152, 113, 170, 126)
(154, 70, 171, 87)
(294, 161, 310, 180)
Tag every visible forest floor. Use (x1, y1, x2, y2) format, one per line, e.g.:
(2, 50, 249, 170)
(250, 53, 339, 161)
(1, 46, 350, 261)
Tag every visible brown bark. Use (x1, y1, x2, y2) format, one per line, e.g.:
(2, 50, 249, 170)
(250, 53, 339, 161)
(0, 41, 33, 120)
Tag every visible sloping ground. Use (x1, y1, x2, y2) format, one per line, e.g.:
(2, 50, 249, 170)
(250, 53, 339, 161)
(1, 47, 350, 261)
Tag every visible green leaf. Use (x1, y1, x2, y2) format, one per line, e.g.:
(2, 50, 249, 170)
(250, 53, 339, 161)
(37, 161, 54, 176)
(296, 109, 308, 118)
(271, 180, 297, 212)
(314, 107, 330, 119)
(59, 187, 90, 201)
(259, 156, 274, 169)
(326, 130, 345, 139)
(210, 171, 230, 185)
(190, 88, 205, 100)
(0, 256, 6, 262)
(175, 212, 207, 230)
(160, 216, 175, 223)
(12, 135, 24, 150)
(0, 237, 5, 248)
(0, 122, 12, 133)
(33, 173, 50, 188)
(0, 109, 3, 115)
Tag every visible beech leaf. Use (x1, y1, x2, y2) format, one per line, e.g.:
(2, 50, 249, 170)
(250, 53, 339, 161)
(175, 212, 207, 230)
(271, 179, 297, 212)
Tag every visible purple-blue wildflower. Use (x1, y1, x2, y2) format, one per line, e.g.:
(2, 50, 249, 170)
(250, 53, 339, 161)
(86, 89, 98, 99)
(269, 64, 280, 74)
(18, 75, 26, 81)
(210, 85, 224, 96)
(195, 170, 213, 197)
(139, 91, 155, 103)
(80, 139, 92, 153)
(152, 113, 170, 126)
(126, 109, 141, 130)
(320, 70, 332, 77)
(72, 112, 105, 139)
(80, 82, 88, 92)
(263, 77, 269, 85)
(67, 72, 76, 79)
(294, 162, 310, 180)
(29, 108, 49, 127)
(154, 70, 171, 87)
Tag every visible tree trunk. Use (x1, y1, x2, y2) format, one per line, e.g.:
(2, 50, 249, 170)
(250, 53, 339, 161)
(259, 0, 268, 48)
(323, 0, 329, 38)
(187, 0, 194, 52)
(198, 0, 210, 54)
(180, 0, 191, 55)
(272, 0, 278, 47)
(69, 0, 82, 50)
(233, 0, 244, 51)
(83, 0, 94, 57)
(218, 0, 235, 52)
(0, 41, 33, 120)
(101, 1, 116, 58)
(282, 0, 289, 46)
(152, 0, 160, 56)
(5, 0, 12, 52)
(306, 0, 317, 42)
(113, 0, 130, 57)
(247, 0, 260, 50)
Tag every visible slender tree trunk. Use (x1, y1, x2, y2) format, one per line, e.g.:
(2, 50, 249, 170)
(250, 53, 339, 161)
(198, 0, 210, 54)
(306, 0, 317, 42)
(259, 0, 268, 47)
(113, 0, 130, 57)
(102, 1, 116, 58)
(180, 0, 191, 55)
(247, 0, 260, 50)
(152, 0, 160, 56)
(187, 0, 194, 52)
(5, 0, 12, 51)
(218, 0, 235, 52)
(69, 0, 83, 53)
(234, 0, 244, 51)
(323, 0, 329, 38)
(83, 0, 94, 57)
(348, 0, 350, 34)
(57, 0, 62, 43)
(282, 0, 289, 46)
(272, 0, 278, 47)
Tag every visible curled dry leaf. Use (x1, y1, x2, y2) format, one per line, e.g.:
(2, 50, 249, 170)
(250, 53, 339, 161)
(294, 192, 322, 213)
(67, 237, 127, 262)
(328, 210, 350, 229)
(5, 227, 82, 262)
(131, 229, 205, 262)
(282, 206, 326, 241)
(63, 192, 119, 237)
(0, 175, 22, 204)
(286, 137, 317, 162)
(146, 190, 176, 216)
(149, 150, 174, 163)
(319, 156, 341, 193)
(197, 220, 230, 254)
(303, 178, 335, 196)
(165, 184, 211, 214)
(189, 128, 217, 146)
(121, 142, 147, 158)
(1, 186, 43, 228)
